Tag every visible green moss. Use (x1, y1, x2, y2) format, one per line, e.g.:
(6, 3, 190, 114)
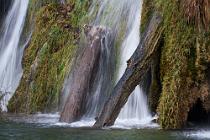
(8, 1, 90, 113)
(139, 0, 163, 114)
(140, 0, 154, 33)
(155, 0, 210, 129)
(158, 5, 195, 129)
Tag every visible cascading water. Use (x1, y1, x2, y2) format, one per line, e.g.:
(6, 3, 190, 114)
(63, 0, 154, 128)
(0, 0, 29, 111)
(90, 0, 153, 128)
(90, 0, 134, 38)
(60, 0, 138, 126)
(114, 0, 154, 128)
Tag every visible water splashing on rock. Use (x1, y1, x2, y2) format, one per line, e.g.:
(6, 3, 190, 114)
(115, 0, 153, 128)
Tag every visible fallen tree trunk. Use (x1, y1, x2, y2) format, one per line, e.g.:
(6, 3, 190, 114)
(94, 12, 163, 128)
(60, 26, 112, 123)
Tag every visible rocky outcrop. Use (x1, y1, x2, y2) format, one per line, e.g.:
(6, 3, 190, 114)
(155, 0, 210, 129)
(137, 0, 210, 129)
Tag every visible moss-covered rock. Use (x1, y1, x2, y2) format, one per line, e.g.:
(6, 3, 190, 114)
(141, 0, 154, 33)
(155, 0, 210, 129)
(140, 0, 210, 129)
(8, 0, 90, 113)
(140, 0, 162, 114)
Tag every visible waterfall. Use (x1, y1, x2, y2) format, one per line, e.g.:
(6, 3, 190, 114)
(89, 0, 153, 127)
(80, 0, 130, 119)
(0, 0, 29, 111)
(114, 0, 153, 127)
(64, 0, 154, 128)
(90, 0, 134, 38)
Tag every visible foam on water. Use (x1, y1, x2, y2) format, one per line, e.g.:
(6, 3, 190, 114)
(7, 113, 159, 129)
(56, 119, 96, 127)
(184, 130, 210, 139)
(113, 116, 159, 129)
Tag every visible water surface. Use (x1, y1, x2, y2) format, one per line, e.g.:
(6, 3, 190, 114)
(0, 118, 209, 140)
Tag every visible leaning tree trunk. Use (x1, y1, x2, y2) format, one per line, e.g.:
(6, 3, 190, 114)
(94, 12, 163, 128)
(60, 26, 112, 123)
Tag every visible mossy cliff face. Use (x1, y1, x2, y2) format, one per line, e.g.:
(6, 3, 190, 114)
(141, 0, 154, 33)
(141, 0, 210, 129)
(8, 0, 90, 113)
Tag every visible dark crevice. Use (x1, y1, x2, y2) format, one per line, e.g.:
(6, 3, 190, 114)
(0, 0, 12, 26)
(140, 68, 151, 95)
(187, 99, 210, 125)
(206, 63, 210, 86)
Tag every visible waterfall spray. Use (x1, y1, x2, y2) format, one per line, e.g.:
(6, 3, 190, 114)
(61, 0, 153, 128)
(89, 0, 153, 127)
(0, 0, 29, 111)
(114, 0, 153, 128)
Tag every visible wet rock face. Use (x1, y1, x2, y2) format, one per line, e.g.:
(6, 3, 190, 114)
(187, 99, 210, 125)
(60, 26, 113, 123)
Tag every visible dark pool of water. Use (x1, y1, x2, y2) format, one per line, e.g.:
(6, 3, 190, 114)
(0, 120, 209, 140)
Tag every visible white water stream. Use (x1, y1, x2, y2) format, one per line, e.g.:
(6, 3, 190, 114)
(114, 0, 153, 128)
(0, 0, 29, 111)
(63, 0, 155, 128)
(90, 0, 154, 128)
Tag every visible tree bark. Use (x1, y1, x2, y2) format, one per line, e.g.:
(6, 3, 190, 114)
(94, 12, 163, 128)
